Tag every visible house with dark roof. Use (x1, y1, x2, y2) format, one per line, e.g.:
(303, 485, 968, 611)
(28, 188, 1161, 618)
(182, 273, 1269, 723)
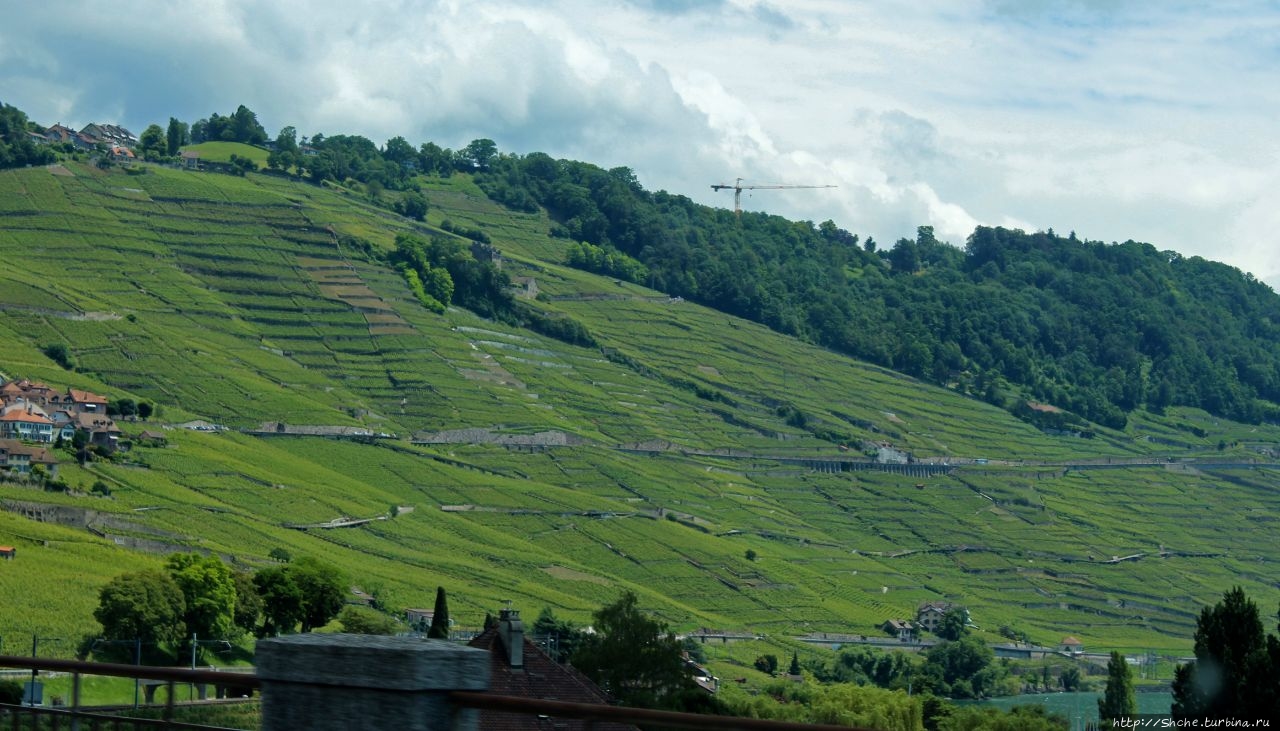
(880, 618, 917, 641)
(467, 608, 638, 731)
(0, 440, 58, 476)
(45, 124, 77, 144)
(80, 123, 137, 147)
(915, 601, 954, 633)
(73, 412, 121, 451)
(43, 124, 96, 149)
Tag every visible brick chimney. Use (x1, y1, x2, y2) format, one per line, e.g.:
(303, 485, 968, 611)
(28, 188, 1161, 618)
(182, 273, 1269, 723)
(497, 607, 524, 668)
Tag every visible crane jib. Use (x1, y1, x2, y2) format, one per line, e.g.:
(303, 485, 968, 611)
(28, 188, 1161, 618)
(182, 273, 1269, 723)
(710, 179, 837, 213)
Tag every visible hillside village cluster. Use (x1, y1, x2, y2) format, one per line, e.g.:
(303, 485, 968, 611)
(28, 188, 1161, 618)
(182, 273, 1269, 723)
(27, 122, 152, 165)
(0, 378, 125, 477)
(25, 119, 303, 169)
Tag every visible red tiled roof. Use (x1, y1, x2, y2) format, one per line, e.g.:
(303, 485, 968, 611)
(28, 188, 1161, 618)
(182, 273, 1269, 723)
(0, 410, 52, 424)
(67, 389, 108, 404)
(467, 628, 637, 731)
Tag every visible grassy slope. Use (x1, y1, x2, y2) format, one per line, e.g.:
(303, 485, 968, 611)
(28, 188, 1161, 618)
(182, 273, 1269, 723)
(179, 141, 270, 168)
(0, 162, 1277, 657)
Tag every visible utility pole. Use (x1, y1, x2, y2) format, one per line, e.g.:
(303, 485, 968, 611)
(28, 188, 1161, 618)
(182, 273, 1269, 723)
(29, 634, 37, 704)
(134, 636, 141, 709)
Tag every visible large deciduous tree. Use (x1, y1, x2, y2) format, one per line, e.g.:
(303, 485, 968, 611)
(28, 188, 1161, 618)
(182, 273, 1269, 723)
(229, 104, 267, 145)
(95, 570, 186, 648)
(338, 606, 398, 635)
(457, 138, 497, 171)
(231, 570, 262, 635)
(138, 124, 166, 158)
(254, 565, 303, 637)
(0, 102, 55, 170)
(291, 556, 346, 632)
(166, 553, 237, 643)
(571, 591, 691, 708)
(936, 607, 969, 641)
(1172, 587, 1280, 720)
(920, 635, 1003, 699)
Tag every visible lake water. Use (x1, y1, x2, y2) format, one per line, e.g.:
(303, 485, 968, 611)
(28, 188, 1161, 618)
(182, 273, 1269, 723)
(963, 691, 1173, 730)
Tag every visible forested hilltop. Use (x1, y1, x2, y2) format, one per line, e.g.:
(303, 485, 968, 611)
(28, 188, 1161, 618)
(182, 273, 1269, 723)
(477, 156, 1280, 429)
(6, 98, 1280, 430)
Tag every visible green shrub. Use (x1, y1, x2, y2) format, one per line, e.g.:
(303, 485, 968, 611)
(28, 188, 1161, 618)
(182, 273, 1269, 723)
(0, 679, 23, 704)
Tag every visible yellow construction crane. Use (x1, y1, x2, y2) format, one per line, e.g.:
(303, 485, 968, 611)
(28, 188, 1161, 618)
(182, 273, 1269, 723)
(711, 177, 836, 214)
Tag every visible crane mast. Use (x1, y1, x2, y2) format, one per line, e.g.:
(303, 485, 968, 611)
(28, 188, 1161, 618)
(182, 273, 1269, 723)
(711, 177, 836, 214)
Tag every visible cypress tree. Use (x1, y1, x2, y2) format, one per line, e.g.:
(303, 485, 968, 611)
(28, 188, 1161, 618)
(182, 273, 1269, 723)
(1099, 651, 1136, 727)
(427, 586, 450, 639)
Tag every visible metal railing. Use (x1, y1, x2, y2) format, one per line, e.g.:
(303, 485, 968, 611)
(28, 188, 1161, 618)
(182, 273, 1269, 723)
(3, 655, 876, 731)
(0, 655, 258, 731)
(450, 691, 875, 730)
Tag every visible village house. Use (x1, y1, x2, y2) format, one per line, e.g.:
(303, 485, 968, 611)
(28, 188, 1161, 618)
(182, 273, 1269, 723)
(0, 546, 14, 560)
(915, 601, 955, 633)
(80, 123, 137, 148)
(180, 150, 200, 169)
(43, 124, 98, 150)
(0, 403, 55, 443)
(0, 439, 58, 476)
(1, 380, 121, 449)
(54, 416, 78, 443)
(1059, 636, 1084, 654)
(405, 608, 434, 633)
(65, 388, 109, 413)
(880, 618, 917, 641)
(683, 652, 719, 694)
(4, 379, 112, 417)
(467, 608, 638, 731)
(44, 123, 76, 144)
(73, 412, 122, 451)
(1, 379, 58, 408)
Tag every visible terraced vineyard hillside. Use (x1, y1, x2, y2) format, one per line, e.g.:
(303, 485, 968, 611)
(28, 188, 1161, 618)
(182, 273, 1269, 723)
(2, 158, 1278, 655)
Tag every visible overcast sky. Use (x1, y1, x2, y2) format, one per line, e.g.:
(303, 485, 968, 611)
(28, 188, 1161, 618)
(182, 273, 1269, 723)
(4, 0, 1278, 288)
